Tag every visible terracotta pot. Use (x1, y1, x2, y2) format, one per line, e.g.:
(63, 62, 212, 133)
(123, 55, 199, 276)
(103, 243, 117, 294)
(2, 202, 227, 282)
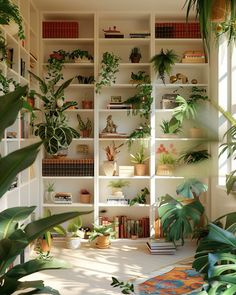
(80, 193, 91, 203)
(135, 164, 146, 176)
(211, 0, 229, 22)
(81, 129, 91, 138)
(103, 160, 117, 176)
(130, 56, 141, 63)
(82, 100, 93, 109)
(96, 235, 110, 249)
(39, 239, 51, 252)
(156, 164, 175, 176)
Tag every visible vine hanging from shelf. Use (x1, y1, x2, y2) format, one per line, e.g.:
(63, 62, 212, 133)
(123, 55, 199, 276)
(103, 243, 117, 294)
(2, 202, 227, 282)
(95, 52, 121, 94)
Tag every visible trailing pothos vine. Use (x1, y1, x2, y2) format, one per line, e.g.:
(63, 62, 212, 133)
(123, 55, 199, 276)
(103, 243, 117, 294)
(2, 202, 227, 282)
(95, 52, 121, 93)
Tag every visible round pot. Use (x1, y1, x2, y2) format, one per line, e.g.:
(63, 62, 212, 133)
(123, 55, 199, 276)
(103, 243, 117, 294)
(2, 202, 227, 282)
(82, 100, 93, 109)
(80, 194, 91, 203)
(66, 237, 81, 249)
(135, 164, 146, 176)
(130, 56, 141, 63)
(81, 129, 91, 138)
(156, 164, 175, 176)
(103, 160, 117, 176)
(96, 235, 110, 249)
(111, 188, 123, 197)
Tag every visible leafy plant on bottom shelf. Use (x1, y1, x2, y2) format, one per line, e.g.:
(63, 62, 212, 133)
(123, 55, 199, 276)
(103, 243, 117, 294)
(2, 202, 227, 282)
(0, 86, 92, 294)
(129, 187, 150, 206)
(151, 49, 179, 84)
(178, 148, 211, 165)
(158, 194, 205, 246)
(95, 51, 121, 93)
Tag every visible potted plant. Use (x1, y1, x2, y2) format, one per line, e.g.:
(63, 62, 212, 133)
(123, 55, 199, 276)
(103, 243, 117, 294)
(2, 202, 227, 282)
(29, 71, 80, 156)
(95, 51, 121, 93)
(27, 89, 36, 108)
(44, 182, 55, 203)
(184, 0, 236, 48)
(130, 145, 149, 176)
(151, 49, 179, 84)
(129, 187, 150, 206)
(108, 180, 129, 197)
(66, 216, 83, 249)
(156, 144, 177, 175)
(80, 189, 91, 203)
(82, 99, 93, 109)
(158, 194, 205, 246)
(70, 49, 93, 63)
(128, 124, 151, 149)
(77, 114, 92, 138)
(129, 47, 142, 63)
(159, 119, 182, 137)
(130, 71, 150, 84)
(178, 148, 211, 165)
(89, 223, 115, 249)
(103, 141, 124, 176)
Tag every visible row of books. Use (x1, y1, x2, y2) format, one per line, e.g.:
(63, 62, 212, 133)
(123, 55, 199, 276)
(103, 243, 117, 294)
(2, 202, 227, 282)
(43, 21, 79, 38)
(100, 215, 150, 239)
(146, 239, 176, 255)
(155, 22, 200, 38)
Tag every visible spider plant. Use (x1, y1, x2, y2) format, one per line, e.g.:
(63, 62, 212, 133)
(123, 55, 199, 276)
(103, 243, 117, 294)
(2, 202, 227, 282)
(151, 49, 179, 84)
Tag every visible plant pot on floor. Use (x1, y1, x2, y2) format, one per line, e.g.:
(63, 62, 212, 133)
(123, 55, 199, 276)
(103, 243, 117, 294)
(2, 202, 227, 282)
(96, 235, 110, 249)
(103, 160, 117, 176)
(135, 164, 146, 176)
(66, 237, 81, 249)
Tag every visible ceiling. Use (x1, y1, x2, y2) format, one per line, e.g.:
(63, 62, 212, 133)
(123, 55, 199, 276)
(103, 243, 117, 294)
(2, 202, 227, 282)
(33, 0, 189, 16)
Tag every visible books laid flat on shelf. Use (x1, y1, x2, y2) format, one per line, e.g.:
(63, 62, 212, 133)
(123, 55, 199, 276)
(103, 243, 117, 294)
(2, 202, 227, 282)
(146, 239, 176, 255)
(182, 50, 206, 63)
(107, 103, 132, 109)
(107, 197, 129, 205)
(53, 192, 72, 204)
(129, 32, 150, 38)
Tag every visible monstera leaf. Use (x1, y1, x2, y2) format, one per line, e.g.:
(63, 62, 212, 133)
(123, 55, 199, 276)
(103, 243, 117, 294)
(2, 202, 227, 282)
(158, 194, 204, 245)
(176, 178, 208, 199)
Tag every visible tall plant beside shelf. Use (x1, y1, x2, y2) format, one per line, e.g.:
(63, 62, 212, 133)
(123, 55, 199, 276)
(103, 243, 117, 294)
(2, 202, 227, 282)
(0, 87, 92, 294)
(95, 51, 121, 94)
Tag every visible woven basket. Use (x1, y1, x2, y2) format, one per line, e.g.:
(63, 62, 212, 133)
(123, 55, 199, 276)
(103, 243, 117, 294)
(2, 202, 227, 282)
(156, 164, 175, 176)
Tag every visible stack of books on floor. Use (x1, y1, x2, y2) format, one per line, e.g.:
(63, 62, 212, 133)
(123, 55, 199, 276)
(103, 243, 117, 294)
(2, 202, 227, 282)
(146, 239, 176, 255)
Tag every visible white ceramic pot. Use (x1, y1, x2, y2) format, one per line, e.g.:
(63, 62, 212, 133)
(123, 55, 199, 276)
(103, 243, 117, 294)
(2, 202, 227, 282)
(67, 237, 81, 249)
(103, 160, 117, 176)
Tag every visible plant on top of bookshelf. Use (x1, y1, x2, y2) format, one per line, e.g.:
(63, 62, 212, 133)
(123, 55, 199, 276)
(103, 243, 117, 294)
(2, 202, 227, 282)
(176, 178, 208, 200)
(128, 123, 151, 149)
(151, 49, 179, 84)
(123, 84, 153, 119)
(129, 187, 150, 206)
(158, 194, 205, 245)
(95, 51, 121, 93)
(29, 71, 80, 156)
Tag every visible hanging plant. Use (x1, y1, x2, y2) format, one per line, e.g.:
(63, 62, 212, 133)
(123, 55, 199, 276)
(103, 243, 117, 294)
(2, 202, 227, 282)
(151, 49, 179, 84)
(95, 52, 121, 93)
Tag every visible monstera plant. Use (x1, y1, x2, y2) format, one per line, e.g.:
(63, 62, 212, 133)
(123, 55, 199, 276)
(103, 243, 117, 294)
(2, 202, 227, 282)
(0, 86, 91, 294)
(29, 71, 80, 155)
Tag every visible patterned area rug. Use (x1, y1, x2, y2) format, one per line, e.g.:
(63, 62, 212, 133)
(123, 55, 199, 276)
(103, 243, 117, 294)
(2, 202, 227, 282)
(133, 258, 205, 295)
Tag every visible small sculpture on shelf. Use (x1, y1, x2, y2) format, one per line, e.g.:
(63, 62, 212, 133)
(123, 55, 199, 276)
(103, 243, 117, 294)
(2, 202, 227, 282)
(102, 115, 117, 134)
(170, 73, 189, 84)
